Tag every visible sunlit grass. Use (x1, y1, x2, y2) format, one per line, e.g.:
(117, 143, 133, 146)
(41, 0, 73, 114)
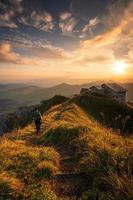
(38, 102, 133, 200)
(0, 99, 133, 199)
(0, 135, 60, 199)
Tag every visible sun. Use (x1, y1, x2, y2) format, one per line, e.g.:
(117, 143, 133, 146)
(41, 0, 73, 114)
(113, 60, 127, 74)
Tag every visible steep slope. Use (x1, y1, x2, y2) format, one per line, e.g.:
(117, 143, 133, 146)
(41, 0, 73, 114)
(72, 93, 133, 134)
(0, 97, 133, 200)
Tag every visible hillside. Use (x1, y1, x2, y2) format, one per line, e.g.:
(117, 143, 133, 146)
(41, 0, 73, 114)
(73, 93, 133, 134)
(0, 94, 133, 199)
(0, 99, 19, 115)
(0, 84, 41, 115)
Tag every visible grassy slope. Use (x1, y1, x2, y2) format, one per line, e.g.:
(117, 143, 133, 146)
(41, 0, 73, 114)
(72, 93, 133, 132)
(0, 99, 133, 199)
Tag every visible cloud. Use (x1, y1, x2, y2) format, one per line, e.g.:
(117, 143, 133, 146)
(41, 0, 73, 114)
(66, 0, 133, 79)
(68, 46, 114, 68)
(60, 12, 72, 20)
(19, 11, 54, 32)
(24, 44, 71, 60)
(10, 0, 23, 13)
(81, 1, 133, 49)
(0, 43, 19, 63)
(0, 1, 54, 32)
(56, 0, 132, 78)
(59, 12, 78, 36)
(80, 17, 100, 38)
(0, 41, 70, 65)
(0, 0, 23, 28)
(0, 0, 132, 83)
(0, 10, 18, 28)
(0, 0, 23, 13)
(71, 0, 112, 21)
(81, 25, 122, 48)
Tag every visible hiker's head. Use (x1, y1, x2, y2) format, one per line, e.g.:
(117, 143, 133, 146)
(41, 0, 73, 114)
(34, 107, 38, 111)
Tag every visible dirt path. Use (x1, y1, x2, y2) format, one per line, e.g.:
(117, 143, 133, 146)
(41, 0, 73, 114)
(24, 120, 90, 198)
(49, 145, 91, 198)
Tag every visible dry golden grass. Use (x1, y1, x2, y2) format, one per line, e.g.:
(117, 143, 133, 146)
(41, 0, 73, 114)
(0, 171, 24, 192)
(0, 101, 133, 199)
(38, 102, 133, 200)
(0, 129, 60, 199)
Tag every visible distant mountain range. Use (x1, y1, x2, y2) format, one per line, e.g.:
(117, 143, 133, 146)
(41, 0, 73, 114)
(0, 82, 133, 115)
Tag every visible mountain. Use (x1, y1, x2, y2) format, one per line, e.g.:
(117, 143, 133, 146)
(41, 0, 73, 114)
(0, 84, 40, 103)
(0, 99, 19, 115)
(0, 82, 99, 115)
(0, 84, 41, 115)
(0, 82, 133, 115)
(0, 93, 132, 199)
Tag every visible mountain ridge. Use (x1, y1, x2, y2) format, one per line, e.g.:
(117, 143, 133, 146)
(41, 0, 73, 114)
(0, 93, 133, 199)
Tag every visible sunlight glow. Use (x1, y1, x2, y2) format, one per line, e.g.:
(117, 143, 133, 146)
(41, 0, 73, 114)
(113, 60, 128, 74)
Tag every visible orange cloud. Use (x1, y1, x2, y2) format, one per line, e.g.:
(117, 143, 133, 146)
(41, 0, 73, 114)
(82, 2, 133, 48)
(0, 42, 71, 66)
(60, 12, 72, 20)
(0, 43, 19, 63)
(59, 12, 78, 36)
(19, 11, 54, 32)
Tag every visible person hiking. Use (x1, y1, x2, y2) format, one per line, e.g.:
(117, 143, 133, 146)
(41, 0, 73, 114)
(33, 107, 42, 134)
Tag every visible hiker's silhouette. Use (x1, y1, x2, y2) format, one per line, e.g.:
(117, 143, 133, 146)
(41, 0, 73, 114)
(33, 107, 42, 133)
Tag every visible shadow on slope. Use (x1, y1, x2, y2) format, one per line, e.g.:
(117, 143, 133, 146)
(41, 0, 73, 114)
(72, 93, 133, 134)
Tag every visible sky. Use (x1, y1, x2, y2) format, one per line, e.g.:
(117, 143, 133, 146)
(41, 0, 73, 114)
(0, 0, 133, 86)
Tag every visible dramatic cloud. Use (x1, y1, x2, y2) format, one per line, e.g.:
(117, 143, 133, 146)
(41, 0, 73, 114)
(80, 17, 100, 38)
(19, 11, 54, 32)
(0, 0, 133, 83)
(0, 41, 70, 65)
(60, 12, 72, 20)
(82, 1, 133, 50)
(71, 0, 112, 21)
(0, 0, 23, 28)
(59, 12, 78, 36)
(67, 0, 133, 80)
(0, 0, 54, 32)
(0, 10, 18, 28)
(0, 0, 23, 13)
(0, 43, 19, 63)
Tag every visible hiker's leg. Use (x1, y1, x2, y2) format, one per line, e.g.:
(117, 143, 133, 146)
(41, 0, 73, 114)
(35, 120, 38, 133)
(39, 120, 41, 131)
(36, 120, 41, 133)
